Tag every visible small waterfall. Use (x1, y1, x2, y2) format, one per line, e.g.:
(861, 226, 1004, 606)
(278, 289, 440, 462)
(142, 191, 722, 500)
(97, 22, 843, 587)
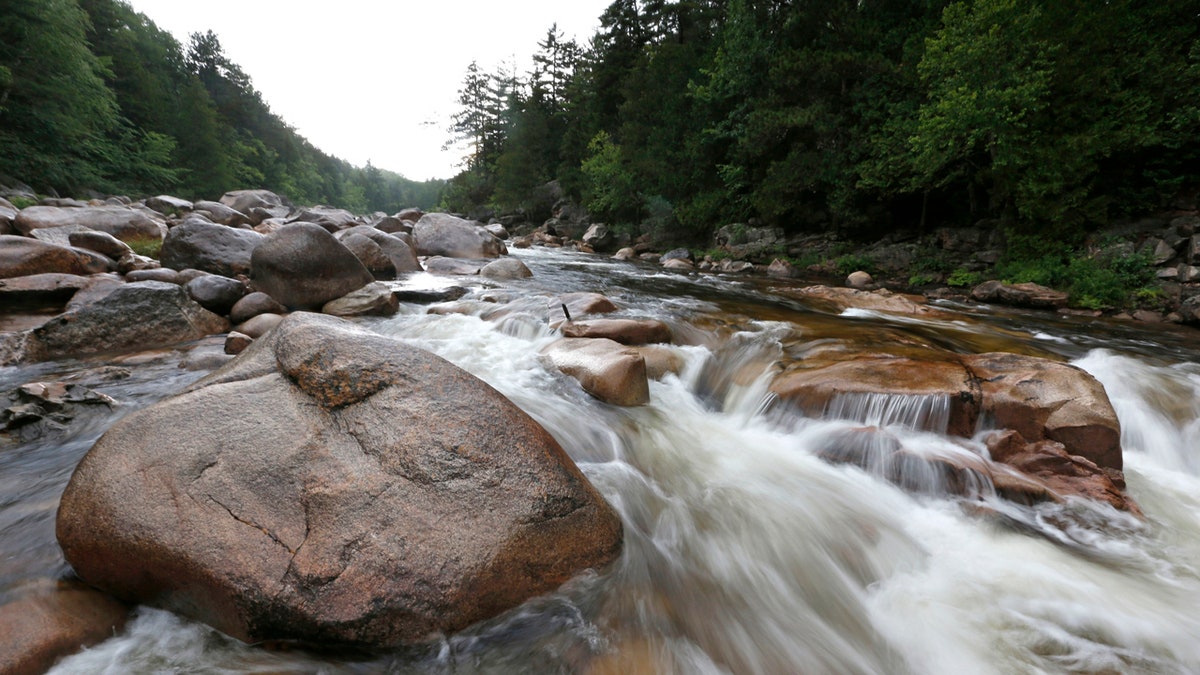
(683, 322, 787, 417)
(824, 392, 952, 434)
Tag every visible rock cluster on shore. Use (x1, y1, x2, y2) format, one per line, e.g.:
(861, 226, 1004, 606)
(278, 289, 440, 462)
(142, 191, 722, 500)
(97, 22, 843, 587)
(0, 191, 516, 365)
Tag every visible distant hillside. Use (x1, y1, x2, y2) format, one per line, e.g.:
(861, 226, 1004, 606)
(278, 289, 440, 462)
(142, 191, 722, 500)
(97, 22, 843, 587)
(0, 0, 443, 210)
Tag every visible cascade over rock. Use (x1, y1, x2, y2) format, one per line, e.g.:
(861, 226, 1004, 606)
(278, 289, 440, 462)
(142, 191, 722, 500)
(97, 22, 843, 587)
(56, 313, 623, 649)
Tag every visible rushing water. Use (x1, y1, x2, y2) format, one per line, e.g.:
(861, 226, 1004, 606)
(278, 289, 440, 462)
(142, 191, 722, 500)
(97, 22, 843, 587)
(3, 247, 1200, 674)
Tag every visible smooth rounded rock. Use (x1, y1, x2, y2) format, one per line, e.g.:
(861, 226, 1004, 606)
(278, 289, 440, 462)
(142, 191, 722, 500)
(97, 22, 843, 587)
(185, 274, 246, 316)
(480, 258, 533, 280)
(234, 312, 284, 339)
(846, 270, 873, 289)
(340, 233, 395, 278)
(67, 230, 133, 260)
(125, 268, 180, 284)
(15, 206, 164, 243)
(229, 292, 286, 324)
(56, 313, 622, 649)
(0, 581, 130, 675)
(249, 222, 374, 310)
(160, 220, 263, 277)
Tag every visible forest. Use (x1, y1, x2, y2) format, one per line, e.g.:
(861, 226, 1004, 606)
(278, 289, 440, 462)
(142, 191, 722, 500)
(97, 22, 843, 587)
(0, 0, 443, 212)
(443, 0, 1199, 246)
(2, 0, 1197, 247)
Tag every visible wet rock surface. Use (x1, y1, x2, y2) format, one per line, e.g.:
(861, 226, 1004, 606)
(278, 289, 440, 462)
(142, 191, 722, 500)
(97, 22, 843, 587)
(56, 313, 623, 649)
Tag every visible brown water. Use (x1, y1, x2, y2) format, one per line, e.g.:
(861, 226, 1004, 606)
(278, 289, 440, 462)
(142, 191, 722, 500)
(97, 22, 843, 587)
(2, 247, 1199, 674)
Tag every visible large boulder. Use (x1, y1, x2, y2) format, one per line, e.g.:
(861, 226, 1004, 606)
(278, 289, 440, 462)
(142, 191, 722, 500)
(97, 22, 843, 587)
(582, 224, 616, 253)
(14, 206, 164, 243)
(339, 233, 396, 278)
(16, 281, 229, 364)
(249, 222, 374, 310)
(413, 213, 506, 259)
(160, 220, 263, 277)
(56, 313, 622, 648)
(541, 337, 651, 406)
(0, 236, 111, 279)
(963, 352, 1122, 471)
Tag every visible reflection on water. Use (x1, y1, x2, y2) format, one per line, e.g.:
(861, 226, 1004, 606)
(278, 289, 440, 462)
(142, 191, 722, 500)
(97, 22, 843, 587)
(0, 247, 1197, 673)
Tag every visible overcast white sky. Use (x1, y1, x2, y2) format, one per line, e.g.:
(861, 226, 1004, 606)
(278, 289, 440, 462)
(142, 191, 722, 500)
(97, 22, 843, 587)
(124, 0, 612, 181)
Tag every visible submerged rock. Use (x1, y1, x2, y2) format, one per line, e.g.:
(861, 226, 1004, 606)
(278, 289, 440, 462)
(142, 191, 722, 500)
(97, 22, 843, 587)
(57, 313, 622, 649)
(0, 581, 130, 675)
(770, 349, 1132, 511)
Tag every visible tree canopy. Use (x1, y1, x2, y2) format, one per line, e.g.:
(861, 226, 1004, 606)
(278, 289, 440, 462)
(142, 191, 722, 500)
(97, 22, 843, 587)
(443, 0, 1200, 245)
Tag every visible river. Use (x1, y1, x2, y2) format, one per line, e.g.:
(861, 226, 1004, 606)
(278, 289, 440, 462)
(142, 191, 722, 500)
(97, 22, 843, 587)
(3, 246, 1200, 674)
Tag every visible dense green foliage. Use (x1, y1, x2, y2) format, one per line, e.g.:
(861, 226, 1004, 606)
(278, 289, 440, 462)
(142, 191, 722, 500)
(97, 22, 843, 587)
(0, 0, 442, 209)
(445, 0, 1199, 245)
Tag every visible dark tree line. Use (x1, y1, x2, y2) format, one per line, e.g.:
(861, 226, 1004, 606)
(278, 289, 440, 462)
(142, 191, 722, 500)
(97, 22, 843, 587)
(443, 0, 1200, 244)
(0, 0, 443, 211)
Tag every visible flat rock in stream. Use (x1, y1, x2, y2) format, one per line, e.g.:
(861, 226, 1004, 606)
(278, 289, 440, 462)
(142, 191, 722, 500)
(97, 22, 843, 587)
(56, 312, 623, 649)
(970, 280, 1069, 310)
(542, 337, 651, 406)
(7, 281, 229, 365)
(781, 285, 943, 317)
(561, 319, 672, 346)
